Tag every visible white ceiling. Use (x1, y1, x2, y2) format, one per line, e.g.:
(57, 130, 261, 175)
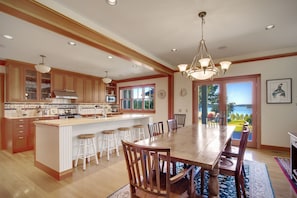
(1, 0, 297, 80)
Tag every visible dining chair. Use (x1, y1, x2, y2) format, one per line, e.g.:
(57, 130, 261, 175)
(222, 122, 249, 176)
(219, 126, 250, 198)
(148, 121, 164, 137)
(121, 140, 195, 197)
(174, 114, 186, 128)
(167, 119, 178, 132)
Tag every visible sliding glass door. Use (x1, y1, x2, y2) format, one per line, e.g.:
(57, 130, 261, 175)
(193, 75, 260, 148)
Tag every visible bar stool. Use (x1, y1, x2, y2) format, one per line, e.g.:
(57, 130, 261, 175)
(100, 130, 120, 160)
(74, 133, 99, 171)
(132, 124, 146, 141)
(118, 127, 132, 143)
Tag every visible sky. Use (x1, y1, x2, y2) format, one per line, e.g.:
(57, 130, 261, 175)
(226, 82, 252, 105)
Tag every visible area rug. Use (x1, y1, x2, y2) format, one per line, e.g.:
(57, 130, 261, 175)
(107, 160, 274, 198)
(274, 157, 297, 194)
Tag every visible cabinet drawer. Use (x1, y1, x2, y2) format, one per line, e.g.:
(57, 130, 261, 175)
(15, 129, 26, 135)
(15, 124, 27, 130)
(14, 135, 27, 150)
(14, 119, 26, 123)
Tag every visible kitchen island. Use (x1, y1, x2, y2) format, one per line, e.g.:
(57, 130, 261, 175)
(34, 114, 151, 180)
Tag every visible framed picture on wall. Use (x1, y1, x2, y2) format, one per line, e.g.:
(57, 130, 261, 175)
(266, 78, 292, 104)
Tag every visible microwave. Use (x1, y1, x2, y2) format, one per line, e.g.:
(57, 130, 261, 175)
(106, 95, 116, 103)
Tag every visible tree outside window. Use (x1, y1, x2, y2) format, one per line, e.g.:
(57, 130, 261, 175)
(120, 84, 155, 113)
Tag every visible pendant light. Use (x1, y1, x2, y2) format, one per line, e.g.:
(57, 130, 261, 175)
(102, 71, 112, 84)
(35, 55, 51, 73)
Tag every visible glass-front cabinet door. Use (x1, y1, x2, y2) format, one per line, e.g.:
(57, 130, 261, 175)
(24, 69, 37, 100)
(40, 73, 51, 100)
(24, 68, 51, 101)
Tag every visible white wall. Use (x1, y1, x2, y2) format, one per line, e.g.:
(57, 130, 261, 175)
(117, 77, 169, 126)
(175, 56, 297, 148)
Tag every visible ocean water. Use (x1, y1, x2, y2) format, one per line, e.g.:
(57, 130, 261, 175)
(232, 105, 252, 115)
(200, 105, 252, 115)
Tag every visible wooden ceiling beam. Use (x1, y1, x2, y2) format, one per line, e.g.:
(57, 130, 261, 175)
(0, 0, 174, 76)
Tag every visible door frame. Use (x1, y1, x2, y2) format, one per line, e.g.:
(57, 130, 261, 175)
(193, 74, 261, 148)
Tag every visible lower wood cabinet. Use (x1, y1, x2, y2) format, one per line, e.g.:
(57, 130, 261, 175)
(4, 116, 58, 153)
(5, 118, 29, 153)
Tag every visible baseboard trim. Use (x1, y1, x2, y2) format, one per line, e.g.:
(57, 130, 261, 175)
(35, 160, 72, 180)
(260, 144, 290, 152)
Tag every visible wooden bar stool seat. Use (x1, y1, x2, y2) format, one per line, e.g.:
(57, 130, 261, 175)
(118, 127, 132, 142)
(74, 133, 99, 171)
(100, 130, 119, 160)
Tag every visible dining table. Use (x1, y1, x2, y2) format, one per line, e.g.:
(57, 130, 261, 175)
(136, 124, 235, 198)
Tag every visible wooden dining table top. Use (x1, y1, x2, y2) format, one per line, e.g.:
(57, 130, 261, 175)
(136, 124, 235, 170)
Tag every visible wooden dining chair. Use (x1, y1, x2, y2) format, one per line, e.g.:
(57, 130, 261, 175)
(219, 126, 250, 198)
(222, 122, 249, 176)
(121, 140, 195, 197)
(167, 119, 178, 132)
(148, 121, 164, 137)
(174, 114, 186, 128)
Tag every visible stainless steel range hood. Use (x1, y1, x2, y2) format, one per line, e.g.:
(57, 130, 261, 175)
(53, 90, 78, 99)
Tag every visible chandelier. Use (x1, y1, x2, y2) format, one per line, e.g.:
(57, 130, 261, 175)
(102, 71, 112, 84)
(178, 11, 231, 80)
(35, 55, 51, 73)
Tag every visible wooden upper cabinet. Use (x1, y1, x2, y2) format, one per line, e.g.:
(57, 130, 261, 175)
(74, 75, 84, 103)
(52, 70, 75, 91)
(64, 74, 74, 90)
(24, 66, 38, 101)
(51, 70, 64, 91)
(6, 61, 24, 101)
(6, 60, 107, 103)
(40, 73, 51, 100)
(6, 60, 52, 102)
(84, 78, 93, 103)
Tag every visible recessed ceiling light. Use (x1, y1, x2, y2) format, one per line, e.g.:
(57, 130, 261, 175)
(106, 0, 118, 6)
(108, 55, 113, 59)
(68, 41, 77, 46)
(3, 34, 13, 40)
(171, 48, 177, 52)
(265, 24, 275, 30)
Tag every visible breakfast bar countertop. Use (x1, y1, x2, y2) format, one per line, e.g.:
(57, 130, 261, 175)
(34, 114, 151, 127)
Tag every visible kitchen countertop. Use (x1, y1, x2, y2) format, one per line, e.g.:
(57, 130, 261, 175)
(5, 115, 59, 119)
(34, 114, 151, 127)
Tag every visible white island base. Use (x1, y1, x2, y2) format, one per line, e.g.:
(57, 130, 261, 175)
(34, 114, 151, 180)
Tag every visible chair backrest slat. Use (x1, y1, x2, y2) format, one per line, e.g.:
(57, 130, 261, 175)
(236, 124, 250, 173)
(174, 114, 186, 127)
(148, 121, 164, 137)
(122, 140, 171, 197)
(167, 119, 178, 132)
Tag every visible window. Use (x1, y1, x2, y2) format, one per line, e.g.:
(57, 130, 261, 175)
(119, 84, 155, 112)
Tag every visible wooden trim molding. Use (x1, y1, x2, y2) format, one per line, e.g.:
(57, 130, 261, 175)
(0, 0, 174, 76)
(34, 160, 72, 180)
(260, 144, 290, 152)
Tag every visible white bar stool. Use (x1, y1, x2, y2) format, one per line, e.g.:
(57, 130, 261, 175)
(100, 130, 120, 160)
(74, 133, 99, 171)
(132, 124, 146, 141)
(118, 127, 132, 143)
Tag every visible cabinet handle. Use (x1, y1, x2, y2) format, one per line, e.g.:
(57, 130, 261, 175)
(19, 125, 24, 128)
(18, 136, 24, 139)
(18, 131, 24, 133)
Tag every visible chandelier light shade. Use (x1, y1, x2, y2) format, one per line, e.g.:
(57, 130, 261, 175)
(35, 55, 51, 73)
(102, 71, 112, 84)
(178, 11, 232, 80)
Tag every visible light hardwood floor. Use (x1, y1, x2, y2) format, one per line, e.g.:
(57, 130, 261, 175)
(0, 148, 295, 198)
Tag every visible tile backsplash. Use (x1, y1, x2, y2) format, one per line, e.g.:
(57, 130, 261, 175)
(5, 101, 114, 118)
